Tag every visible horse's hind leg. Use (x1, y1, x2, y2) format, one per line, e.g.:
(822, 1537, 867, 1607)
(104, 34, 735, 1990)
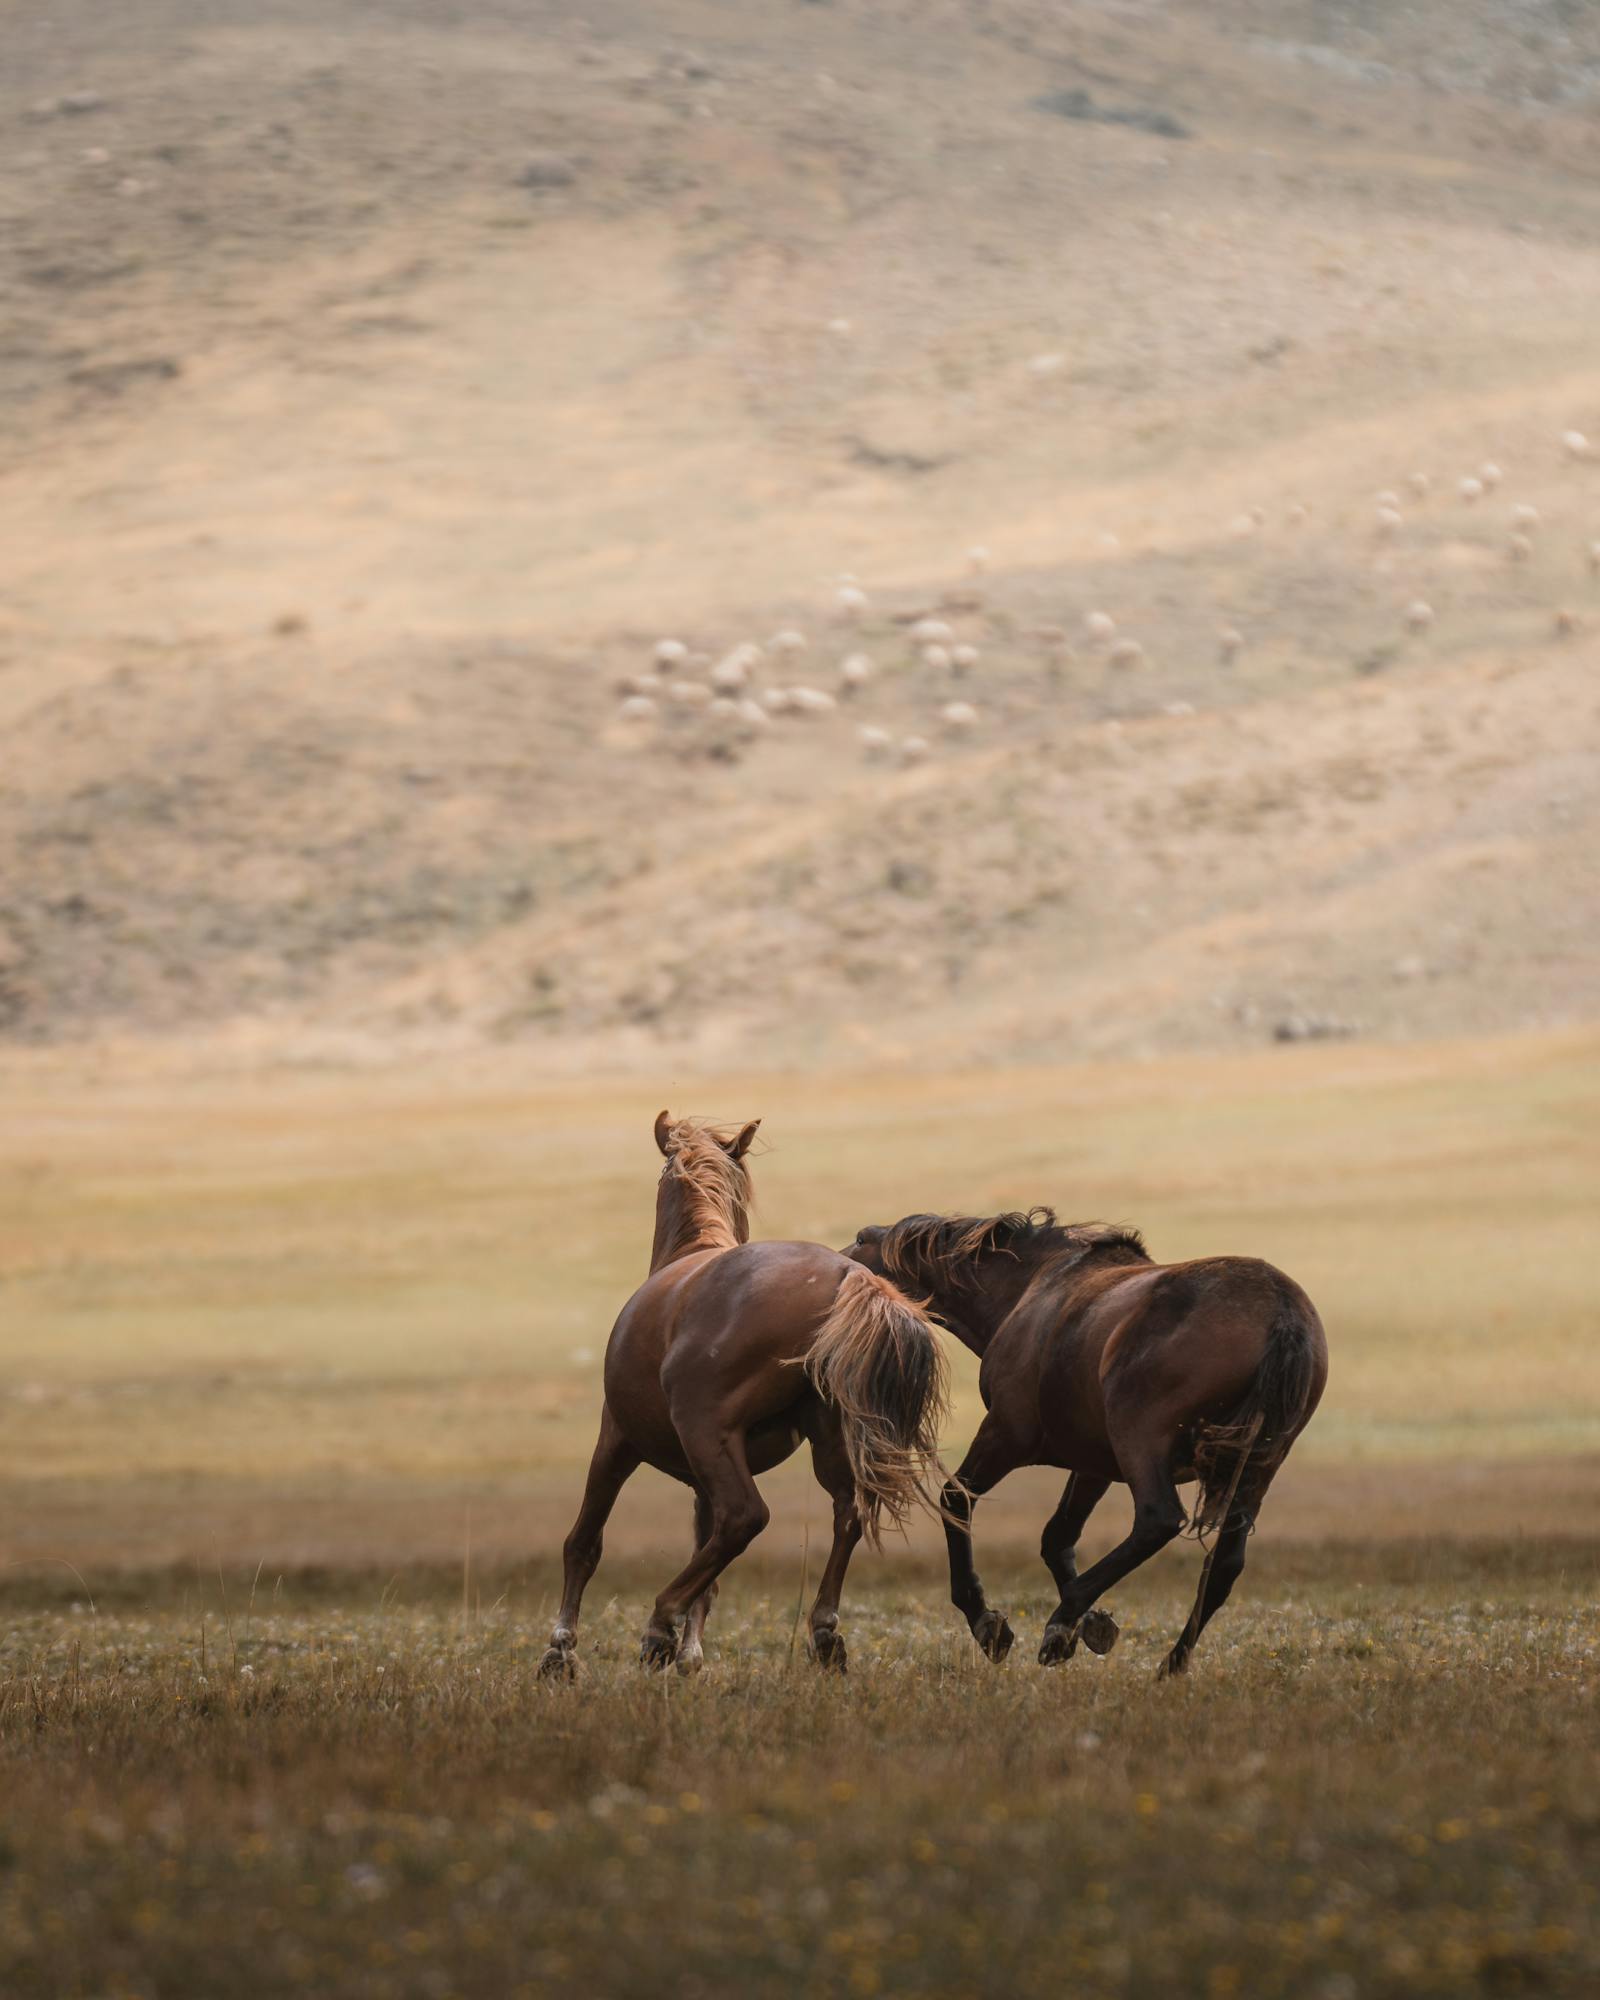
(640, 1424, 769, 1669)
(1157, 1508, 1255, 1679)
(539, 1405, 640, 1681)
(1159, 1461, 1279, 1679)
(805, 1415, 863, 1673)
(676, 1492, 717, 1676)
(1037, 1472, 1117, 1663)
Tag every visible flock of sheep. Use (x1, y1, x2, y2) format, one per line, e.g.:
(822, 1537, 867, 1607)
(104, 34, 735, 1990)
(611, 428, 1596, 763)
(613, 575, 998, 766)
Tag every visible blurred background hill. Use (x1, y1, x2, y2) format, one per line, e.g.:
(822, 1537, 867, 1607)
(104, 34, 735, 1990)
(4, 0, 1599, 1068)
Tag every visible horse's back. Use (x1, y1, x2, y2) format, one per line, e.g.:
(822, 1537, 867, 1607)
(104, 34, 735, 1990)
(604, 1239, 851, 1470)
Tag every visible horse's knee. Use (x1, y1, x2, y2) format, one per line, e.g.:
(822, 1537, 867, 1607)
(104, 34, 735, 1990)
(941, 1479, 972, 1523)
(723, 1495, 770, 1556)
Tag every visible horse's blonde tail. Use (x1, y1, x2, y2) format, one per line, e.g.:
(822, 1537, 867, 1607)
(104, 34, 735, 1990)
(804, 1266, 950, 1548)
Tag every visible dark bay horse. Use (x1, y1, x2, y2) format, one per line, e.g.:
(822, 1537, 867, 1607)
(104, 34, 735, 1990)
(540, 1114, 949, 1678)
(846, 1209, 1328, 1675)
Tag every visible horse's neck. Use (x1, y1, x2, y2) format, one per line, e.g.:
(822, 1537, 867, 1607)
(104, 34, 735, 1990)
(934, 1260, 1043, 1358)
(649, 1188, 742, 1273)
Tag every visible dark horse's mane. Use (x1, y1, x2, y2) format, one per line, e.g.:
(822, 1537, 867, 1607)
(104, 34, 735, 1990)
(876, 1207, 1150, 1295)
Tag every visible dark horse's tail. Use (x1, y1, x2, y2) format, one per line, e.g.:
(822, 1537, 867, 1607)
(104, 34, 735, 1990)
(805, 1266, 950, 1547)
(1191, 1295, 1324, 1538)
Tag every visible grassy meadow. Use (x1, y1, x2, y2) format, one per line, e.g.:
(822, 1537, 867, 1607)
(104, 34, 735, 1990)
(4, 1027, 1598, 1564)
(2, 1548, 1597, 1998)
(3, 1028, 1599, 1995)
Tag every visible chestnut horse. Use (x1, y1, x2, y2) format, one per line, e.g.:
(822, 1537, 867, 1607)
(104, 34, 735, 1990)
(845, 1209, 1327, 1675)
(540, 1114, 948, 1678)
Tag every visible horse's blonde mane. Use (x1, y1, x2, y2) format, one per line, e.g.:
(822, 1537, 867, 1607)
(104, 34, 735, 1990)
(652, 1118, 753, 1265)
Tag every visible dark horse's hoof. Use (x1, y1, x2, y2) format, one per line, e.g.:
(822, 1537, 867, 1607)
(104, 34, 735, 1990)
(1156, 1646, 1191, 1681)
(1079, 1608, 1120, 1656)
(537, 1643, 576, 1683)
(809, 1627, 848, 1674)
(1037, 1622, 1079, 1666)
(972, 1609, 1014, 1664)
(639, 1628, 680, 1671)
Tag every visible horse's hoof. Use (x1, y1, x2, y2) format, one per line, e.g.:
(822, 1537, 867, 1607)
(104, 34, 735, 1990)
(537, 1644, 575, 1683)
(1079, 1609, 1120, 1656)
(810, 1628, 848, 1674)
(639, 1629, 679, 1671)
(676, 1645, 704, 1678)
(1156, 1647, 1190, 1681)
(973, 1609, 1014, 1663)
(1038, 1622, 1079, 1666)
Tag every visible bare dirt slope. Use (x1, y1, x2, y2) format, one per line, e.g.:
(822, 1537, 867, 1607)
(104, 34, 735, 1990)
(3, 0, 1599, 1065)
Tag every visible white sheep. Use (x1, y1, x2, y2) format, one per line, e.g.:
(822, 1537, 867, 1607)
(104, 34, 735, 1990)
(1405, 600, 1435, 633)
(761, 687, 794, 715)
(1376, 489, 1402, 510)
(838, 652, 875, 693)
(951, 643, 981, 674)
(1083, 610, 1116, 645)
(899, 734, 931, 764)
(618, 694, 658, 722)
(1479, 461, 1504, 490)
(1217, 626, 1244, 663)
(921, 644, 952, 672)
(654, 638, 689, 671)
(710, 644, 759, 693)
(836, 584, 869, 622)
(1508, 532, 1534, 565)
(1562, 430, 1591, 461)
(1510, 502, 1541, 532)
(787, 685, 838, 715)
(668, 679, 712, 707)
(857, 724, 892, 759)
(1107, 637, 1145, 669)
(707, 696, 741, 720)
(1375, 506, 1403, 538)
(770, 628, 808, 660)
(1458, 476, 1484, 504)
(939, 702, 979, 732)
(736, 697, 771, 729)
(910, 617, 954, 646)
(1407, 472, 1432, 499)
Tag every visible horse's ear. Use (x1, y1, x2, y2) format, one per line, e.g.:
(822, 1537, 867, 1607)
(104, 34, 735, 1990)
(653, 1110, 673, 1156)
(729, 1119, 761, 1161)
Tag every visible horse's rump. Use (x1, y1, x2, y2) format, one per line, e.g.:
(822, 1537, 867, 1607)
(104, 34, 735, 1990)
(1188, 1292, 1326, 1537)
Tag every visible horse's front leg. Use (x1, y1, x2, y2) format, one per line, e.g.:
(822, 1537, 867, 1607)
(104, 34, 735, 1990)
(1037, 1470, 1118, 1664)
(944, 1414, 1025, 1664)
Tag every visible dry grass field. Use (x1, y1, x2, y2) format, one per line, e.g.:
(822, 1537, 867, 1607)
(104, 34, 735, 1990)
(4, 1027, 1598, 1566)
(3, 1549, 1598, 1999)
